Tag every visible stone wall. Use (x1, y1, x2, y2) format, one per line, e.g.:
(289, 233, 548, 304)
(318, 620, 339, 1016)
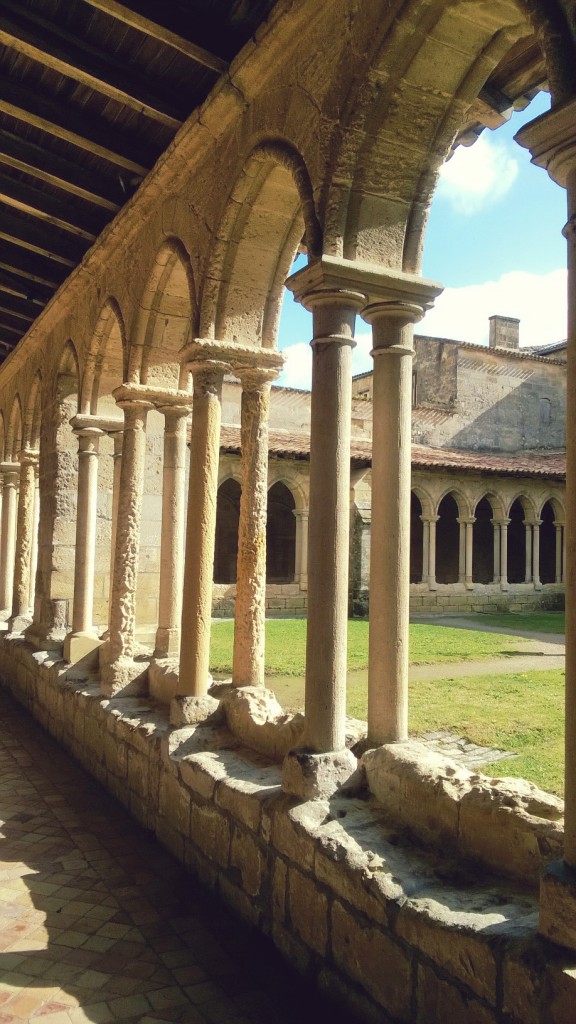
(0, 637, 574, 1024)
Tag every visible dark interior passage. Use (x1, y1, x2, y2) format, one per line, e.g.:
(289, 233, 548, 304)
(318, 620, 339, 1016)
(472, 497, 494, 584)
(410, 492, 424, 583)
(436, 493, 459, 584)
(267, 481, 296, 582)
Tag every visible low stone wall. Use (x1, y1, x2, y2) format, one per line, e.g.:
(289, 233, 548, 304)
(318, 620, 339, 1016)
(212, 583, 307, 617)
(1, 636, 575, 1024)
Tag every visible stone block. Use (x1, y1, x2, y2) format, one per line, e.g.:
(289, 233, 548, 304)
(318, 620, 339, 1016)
(539, 861, 576, 951)
(272, 857, 288, 924)
(288, 868, 329, 955)
(223, 686, 304, 760)
(190, 802, 230, 868)
(128, 748, 149, 795)
(159, 772, 191, 835)
(219, 875, 262, 928)
(215, 761, 281, 832)
(271, 799, 324, 871)
(230, 827, 266, 897)
(282, 747, 359, 799)
(271, 921, 313, 977)
(416, 964, 496, 1024)
(331, 900, 411, 1020)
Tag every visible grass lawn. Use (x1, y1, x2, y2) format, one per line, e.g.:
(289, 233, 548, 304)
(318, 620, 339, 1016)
(210, 618, 531, 675)
(468, 611, 565, 634)
(210, 617, 565, 795)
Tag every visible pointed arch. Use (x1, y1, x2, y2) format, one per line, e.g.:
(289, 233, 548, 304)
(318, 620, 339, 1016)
(6, 395, 23, 461)
(24, 373, 43, 450)
(82, 298, 127, 415)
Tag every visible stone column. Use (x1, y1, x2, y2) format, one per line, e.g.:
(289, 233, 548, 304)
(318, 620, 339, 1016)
(363, 301, 423, 746)
(491, 519, 501, 583)
(524, 520, 533, 582)
(104, 429, 124, 634)
(101, 390, 153, 695)
(64, 420, 104, 664)
(421, 516, 429, 586)
(9, 450, 39, 632)
(465, 518, 474, 590)
(499, 519, 510, 591)
(426, 515, 439, 590)
(154, 402, 191, 660)
(516, 96, 576, 944)
(177, 359, 228, 707)
(457, 518, 466, 585)
(533, 519, 542, 590)
(0, 463, 19, 617)
(29, 466, 39, 611)
(232, 367, 279, 688)
(556, 523, 564, 583)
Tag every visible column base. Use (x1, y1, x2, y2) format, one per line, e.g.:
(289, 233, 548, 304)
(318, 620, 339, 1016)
(154, 626, 181, 660)
(539, 861, 576, 951)
(170, 694, 222, 727)
(282, 747, 359, 800)
(100, 653, 149, 697)
(7, 613, 32, 635)
(63, 631, 102, 668)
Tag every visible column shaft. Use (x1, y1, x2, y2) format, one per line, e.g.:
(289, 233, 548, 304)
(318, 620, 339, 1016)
(155, 406, 189, 659)
(500, 520, 509, 590)
(458, 520, 466, 585)
(492, 520, 501, 583)
(71, 428, 102, 635)
(428, 517, 438, 589)
(465, 520, 474, 590)
(0, 465, 19, 613)
(533, 521, 541, 588)
(179, 362, 226, 697)
(106, 431, 124, 630)
(233, 373, 274, 688)
(564, 171, 576, 865)
(108, 400, 151, 661)
(364, 302, 420, 745)
(556, 524, 564, 583)
(29, 468, 40, 610)
(421, 517, 429, 586)
(11, 452, 39, 623)
(525, 522, 533, 582)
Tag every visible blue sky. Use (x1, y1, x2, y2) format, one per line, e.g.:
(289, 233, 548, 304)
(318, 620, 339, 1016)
(278, 90, 568, 388)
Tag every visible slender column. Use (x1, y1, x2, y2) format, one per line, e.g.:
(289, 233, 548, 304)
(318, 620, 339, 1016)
(491, 519, 501, 583)
(457, 518, 466, 585)
(296, 510, 309, 589)
(428, 516, 439, 589)
(556, 523, 564, 583)
(363, 301, 423, 745)
(0, 463, 19, 615)
(9, 450, 39, 630)
(178, 360, 228, 698)
(421, 516, 429, 586)
(465, 518, 474, 590)
(107, 395, 152, 664)
(298, 288, 364, 752)
(154, 403, 190, 659)
(499, 519, 510, 590)
(232, 368, 278, 688)
(524, 520, 533, 582)
(533, 519, 542, 590)
(63, 422, 103, 661)
(104, 429, 124, 633)
(29, 466, 40, 610)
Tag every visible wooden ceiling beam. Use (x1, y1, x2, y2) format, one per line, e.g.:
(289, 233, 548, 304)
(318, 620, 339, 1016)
(0, 245, 67, 291)
(0, 129, 122, 212)
(0, 267, 52, 304)
(0, 319, 26, 340)
(0, 310, 29, 336)
(0, 2, 186, 129)
(0, 295, 36, 322)
(0, 208, 87, 267)
(0, 173, 103, 242)
(0, 77, 153, 176)
(81, 0, 228, 74)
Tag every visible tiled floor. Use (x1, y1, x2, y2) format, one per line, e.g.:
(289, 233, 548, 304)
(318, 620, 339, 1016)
(0, 689, 351, 1024)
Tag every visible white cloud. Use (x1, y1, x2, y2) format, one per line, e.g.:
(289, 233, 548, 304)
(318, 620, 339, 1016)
(278, 267, 567, 389)
(417, 268, 567, 347)
(437, 135, 519, 215)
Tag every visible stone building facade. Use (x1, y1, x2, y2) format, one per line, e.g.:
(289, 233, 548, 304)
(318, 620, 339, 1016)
(1, 2, 576, 1022)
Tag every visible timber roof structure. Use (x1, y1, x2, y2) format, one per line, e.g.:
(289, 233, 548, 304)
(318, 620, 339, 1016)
(0, 1, 550, 361)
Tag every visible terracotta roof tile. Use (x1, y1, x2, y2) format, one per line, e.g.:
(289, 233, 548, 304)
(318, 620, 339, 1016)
(219, 425, 565, 480)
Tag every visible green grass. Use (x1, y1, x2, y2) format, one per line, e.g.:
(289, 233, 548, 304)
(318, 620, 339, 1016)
(210, 619, 529, 676)
(210, 617, 566, 795)
(467, 611, 565, 634)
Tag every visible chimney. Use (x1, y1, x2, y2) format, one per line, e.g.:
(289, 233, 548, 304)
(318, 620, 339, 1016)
(488, 315, 520, 350)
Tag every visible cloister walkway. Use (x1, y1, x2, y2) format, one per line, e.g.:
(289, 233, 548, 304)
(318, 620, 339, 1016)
(0, 689, 353, 1024)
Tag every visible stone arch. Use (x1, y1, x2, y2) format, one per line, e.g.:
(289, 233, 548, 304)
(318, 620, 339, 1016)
(507, 493, 534, 584)
(267, 465, 308, 513)
(539, 497, 562, 584)
(321, 0, 570, 269)
(0, 411, 5, 463)
(410, 491, 424, 584)
(130, 237, 197, 389)
(82, 298, 127, 416)
(23, 373, 42, 450)
(267, 480, 296, 583)
(201, 139, 322, 348)
(472, 494, 497, 584)
(6, 395, 23, 461)
(436, 488, 465, 584)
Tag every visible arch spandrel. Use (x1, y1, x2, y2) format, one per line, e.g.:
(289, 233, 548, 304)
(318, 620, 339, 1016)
(435, 485, 471, 518)
(24, 374, 43, 450)
(507, 491, 538, 518)
(539, 493, 566, 520)
(82, 299, 126, 416)
(6, 395, 23, 461)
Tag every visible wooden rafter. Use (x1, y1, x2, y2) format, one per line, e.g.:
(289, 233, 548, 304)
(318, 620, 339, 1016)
(0, 267, 53, 303)
(0, 298, 35, 323)
(0, 173, 101, 241)
(0, 77, 152, 175)
(0, 209, 86, 267)
(0, 3, 186, 129)
(81, 0, 229, 74)
(0, 130, 122, 212)
(0, 246, 67, 291)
